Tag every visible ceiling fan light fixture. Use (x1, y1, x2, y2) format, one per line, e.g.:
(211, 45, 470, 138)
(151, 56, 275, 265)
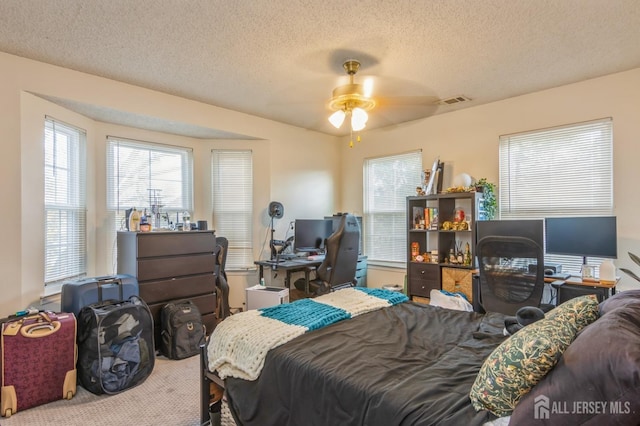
(327, 60, 376, 137)
(351, 108, 368, 131)
(327, 87, 376, 113)
(329, 109, 346, 128)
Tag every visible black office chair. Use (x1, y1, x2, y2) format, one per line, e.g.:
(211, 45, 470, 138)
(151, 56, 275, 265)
(214, 237, 231, 320)
(294, 213, 360, 296)
(476, 235, 551, 315)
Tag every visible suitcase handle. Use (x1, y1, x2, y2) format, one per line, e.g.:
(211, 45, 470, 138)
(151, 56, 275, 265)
(96, 277, 124, 302)
(20, 320, 61, 338)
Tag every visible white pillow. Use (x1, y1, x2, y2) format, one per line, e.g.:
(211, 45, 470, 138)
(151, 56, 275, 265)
(429, 289, 473, 311)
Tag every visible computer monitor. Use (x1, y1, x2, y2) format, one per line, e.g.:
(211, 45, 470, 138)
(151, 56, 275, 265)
(544, 216, 617, 264)
(294, 219, 332, 253)
(476, 219, 544, 248)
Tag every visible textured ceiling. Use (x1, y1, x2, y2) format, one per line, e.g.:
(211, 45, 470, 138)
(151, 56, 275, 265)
(2, 0, 640, 138)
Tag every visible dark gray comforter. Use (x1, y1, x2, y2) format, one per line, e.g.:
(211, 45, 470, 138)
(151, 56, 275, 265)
(225, 301, 507, 426)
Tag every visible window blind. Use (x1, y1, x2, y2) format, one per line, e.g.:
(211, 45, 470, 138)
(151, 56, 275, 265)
(499, 118, 613, 274)
(106, 137, 194, 230)
(44, 117, 87, 286)
(106, 137, 193, 273)
(211, 150, 253, 269)
(363, 150, 422, 264)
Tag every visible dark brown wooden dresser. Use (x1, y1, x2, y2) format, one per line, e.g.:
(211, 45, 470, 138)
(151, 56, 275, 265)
(117, 230, 217, 346)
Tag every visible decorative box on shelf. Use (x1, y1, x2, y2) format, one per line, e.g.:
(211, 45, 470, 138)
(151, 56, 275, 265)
(441, 267, 473, 303)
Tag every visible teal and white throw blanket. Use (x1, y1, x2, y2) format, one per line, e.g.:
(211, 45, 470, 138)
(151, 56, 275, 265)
(208, 287, 408, 380)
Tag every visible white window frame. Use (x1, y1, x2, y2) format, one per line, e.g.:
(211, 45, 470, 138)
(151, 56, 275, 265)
(44, 117, 87, 286)
(211, 149, 254, 270)
(363, 150, 422, 266)
(106, 137, 193, 272)
(499, 118, 614, 275)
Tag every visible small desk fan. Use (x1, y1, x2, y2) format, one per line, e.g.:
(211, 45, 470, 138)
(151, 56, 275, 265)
(268, 201, 285, 261)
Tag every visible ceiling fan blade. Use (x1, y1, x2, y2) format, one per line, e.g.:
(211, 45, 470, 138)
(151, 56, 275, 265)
(363, 78, 374, 98)
(620, 268, 640, 283)
(375, 95, 440, 107)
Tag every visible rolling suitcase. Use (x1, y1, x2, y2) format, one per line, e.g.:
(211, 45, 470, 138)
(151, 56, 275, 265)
(1, 312, 77, 418)
(61, 274, 138, 317)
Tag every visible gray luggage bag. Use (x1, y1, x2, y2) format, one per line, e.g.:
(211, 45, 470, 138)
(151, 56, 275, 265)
(61, 275, 139, 317)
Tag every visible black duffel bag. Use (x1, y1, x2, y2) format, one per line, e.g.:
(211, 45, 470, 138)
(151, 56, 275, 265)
(77, 295, 155, 395)
(160, 299, 205, 360)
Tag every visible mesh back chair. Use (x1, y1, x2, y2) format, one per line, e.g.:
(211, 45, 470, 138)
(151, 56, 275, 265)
(476, 235, 547, 315)
(214, 237, 231, 320)
(294, 213, 360, 295)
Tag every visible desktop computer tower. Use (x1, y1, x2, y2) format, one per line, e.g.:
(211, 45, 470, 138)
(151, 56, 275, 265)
(528, 263, 562, 274)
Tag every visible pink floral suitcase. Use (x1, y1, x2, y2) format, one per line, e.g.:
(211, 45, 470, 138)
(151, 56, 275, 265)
(1, 312, 77, 417)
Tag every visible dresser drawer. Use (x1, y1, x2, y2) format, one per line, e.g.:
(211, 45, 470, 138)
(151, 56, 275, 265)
(201, 312, 217, 335)
(136, 253, 215, 282)
(139, 274, 216, 305)
(409, 263, 440, 297)
(190, 293, 217, 316)
(135, 231, 216, 258)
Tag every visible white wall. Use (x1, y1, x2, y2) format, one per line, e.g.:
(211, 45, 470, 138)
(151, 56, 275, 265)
(2, 50, 639, 317)
(339, 67, 640, 292)
(0, 52, 340, 316)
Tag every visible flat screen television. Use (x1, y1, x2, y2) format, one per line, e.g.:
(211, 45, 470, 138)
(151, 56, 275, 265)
(476, 219, 544, 249)
(294, 219, 333, 253)
(544, 216, 617, 264)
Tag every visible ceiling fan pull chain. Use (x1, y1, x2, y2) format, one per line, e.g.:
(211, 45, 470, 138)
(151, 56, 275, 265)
(349, 128, 354, 148)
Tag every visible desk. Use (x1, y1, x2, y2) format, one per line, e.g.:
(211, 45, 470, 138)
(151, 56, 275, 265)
(547, 275, 619, 303)
(471, 271, 619, 312)
(255, 259, 322, 289)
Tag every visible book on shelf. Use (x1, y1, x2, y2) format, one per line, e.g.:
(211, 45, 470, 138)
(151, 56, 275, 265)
(424, 207, 439, 230)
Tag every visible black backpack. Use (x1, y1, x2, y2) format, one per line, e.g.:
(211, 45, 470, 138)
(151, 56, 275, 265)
(160, 299, 204, 359)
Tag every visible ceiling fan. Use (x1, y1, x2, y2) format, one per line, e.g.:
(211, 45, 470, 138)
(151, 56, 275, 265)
(327, 59, 376, 147)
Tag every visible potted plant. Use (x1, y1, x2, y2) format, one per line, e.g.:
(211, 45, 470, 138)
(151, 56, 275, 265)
(620, 252, 640, 282)
(475, 178, 497, 220)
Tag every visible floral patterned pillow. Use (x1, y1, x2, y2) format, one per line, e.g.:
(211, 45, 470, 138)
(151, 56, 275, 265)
(469, 295, 599, 417)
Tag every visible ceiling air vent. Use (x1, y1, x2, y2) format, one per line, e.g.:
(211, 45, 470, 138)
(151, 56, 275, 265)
(437, 95, 472, 105)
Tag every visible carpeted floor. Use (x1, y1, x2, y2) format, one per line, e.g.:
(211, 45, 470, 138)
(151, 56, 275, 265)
(1, 355, 201, 426)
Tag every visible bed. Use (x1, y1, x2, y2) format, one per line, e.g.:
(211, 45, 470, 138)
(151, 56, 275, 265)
(202, 287, 640, 426)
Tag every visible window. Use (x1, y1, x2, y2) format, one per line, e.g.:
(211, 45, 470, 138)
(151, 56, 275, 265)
(211, 150, 253, 269)
(44, 117, 87, 286)
(499, 118, 613, 274)
(107, 136, 193, 234)
(363, 150, 422, 265)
